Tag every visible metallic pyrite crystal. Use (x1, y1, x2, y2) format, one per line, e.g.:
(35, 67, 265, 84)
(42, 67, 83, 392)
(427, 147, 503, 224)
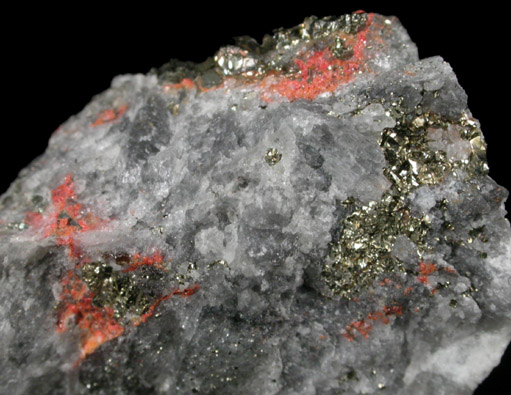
(265, 148, 283, 166)
(1, 12, 510, 395)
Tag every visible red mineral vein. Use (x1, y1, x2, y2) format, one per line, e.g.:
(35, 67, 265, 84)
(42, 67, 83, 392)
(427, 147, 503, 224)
(171, 284, 200, 298)
(91, 105, 128, 127)
(122, 251, 166, 272)
(161, 13, 384, 102)
(162, 78, 197, 92)
(132, 284, 200, 327)
(260, 13, 375, 101)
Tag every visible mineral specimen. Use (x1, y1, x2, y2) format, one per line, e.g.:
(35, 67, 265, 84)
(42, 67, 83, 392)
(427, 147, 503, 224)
(1, 11, 510, 394)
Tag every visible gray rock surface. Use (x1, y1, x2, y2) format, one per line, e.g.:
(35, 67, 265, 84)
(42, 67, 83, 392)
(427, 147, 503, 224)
(1, 12, 510, 394)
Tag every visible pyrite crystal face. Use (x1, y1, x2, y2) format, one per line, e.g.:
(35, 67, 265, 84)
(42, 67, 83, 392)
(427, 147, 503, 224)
(1, 12, 510, 394)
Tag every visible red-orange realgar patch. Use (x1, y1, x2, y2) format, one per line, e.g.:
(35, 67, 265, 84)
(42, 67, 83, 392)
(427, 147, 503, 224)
(56, 271, 124, 363)
(25, 174, 105, 255)
(261, 13, 375, 101)
(417, 261, 438, 285)
(343, 304, 402, 342)
(91, 105, 128, 127)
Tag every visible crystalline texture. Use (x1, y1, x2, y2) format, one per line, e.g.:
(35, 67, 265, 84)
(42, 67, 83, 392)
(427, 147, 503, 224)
(0, 12, 510, 394)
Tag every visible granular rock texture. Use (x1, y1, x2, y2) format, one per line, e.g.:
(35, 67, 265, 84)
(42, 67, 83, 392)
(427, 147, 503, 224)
(1, 12, 510, 394)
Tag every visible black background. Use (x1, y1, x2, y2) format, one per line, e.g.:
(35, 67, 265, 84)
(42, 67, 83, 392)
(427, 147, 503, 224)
(2, 3, 509, 393)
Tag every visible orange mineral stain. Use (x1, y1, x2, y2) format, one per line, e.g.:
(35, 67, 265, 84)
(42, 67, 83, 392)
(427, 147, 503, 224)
(132, 285, 200, 327)
(162, 78, 197, 92)
(132, 294, 171, 327)
(443, 266, 457, 275)
(122, 251, 166, 272)
(343, 304, 402, 342)
(343, 320, 372, 341)
(417, 261, 438, 285)
(172, 284, 200, 298)
(91, 105, 128, 127)
(380, 278, 392, 287)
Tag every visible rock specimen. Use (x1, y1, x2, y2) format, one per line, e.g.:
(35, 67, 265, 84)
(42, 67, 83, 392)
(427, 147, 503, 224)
(1, 12, 510, 394)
